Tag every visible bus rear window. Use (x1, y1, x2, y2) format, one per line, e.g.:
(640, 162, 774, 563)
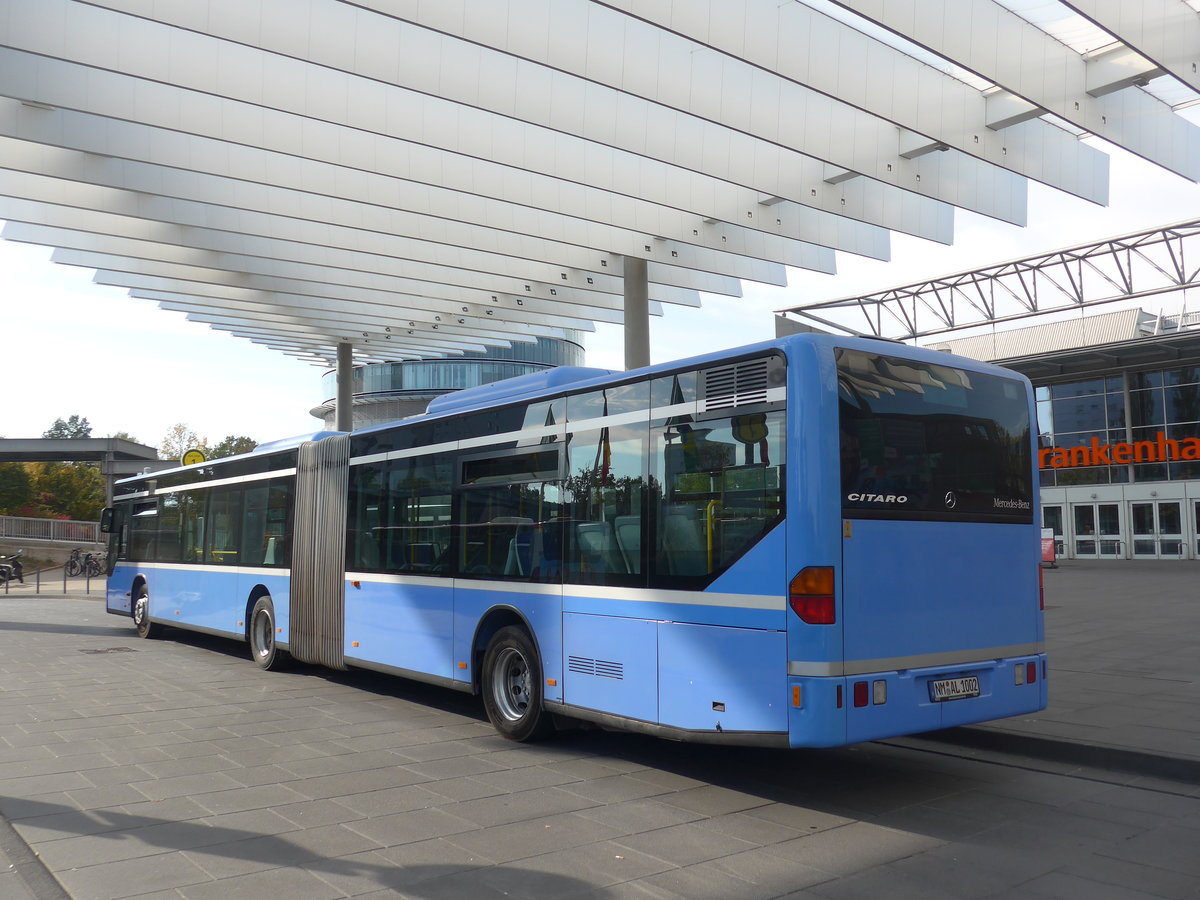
(837, 348, 1033, 523)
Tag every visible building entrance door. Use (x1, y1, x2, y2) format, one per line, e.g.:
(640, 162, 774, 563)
(1071, 503, 1122, 559)
(1042, 504, 1064, 558)
(1131, 501, 1185, 559)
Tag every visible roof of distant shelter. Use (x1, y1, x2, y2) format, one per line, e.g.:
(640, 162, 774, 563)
(927, 308, 1200, 384)
(1, 1, 1198, 366)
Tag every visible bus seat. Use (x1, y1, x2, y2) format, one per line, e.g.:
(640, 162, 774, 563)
(614, 516, 641, 573)
(495, 517, 534, 576)
(664, 505, 708, 575)
(576, 521, 625, 574)
(357, 532, 381, 569)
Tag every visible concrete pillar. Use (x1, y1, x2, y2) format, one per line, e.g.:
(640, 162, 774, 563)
(335, 342, 354, 433)
(623, 255, 650, 370)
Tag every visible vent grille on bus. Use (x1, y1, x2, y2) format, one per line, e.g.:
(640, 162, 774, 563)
(702, 358, 771, 411)
(568, 656, 624, 679)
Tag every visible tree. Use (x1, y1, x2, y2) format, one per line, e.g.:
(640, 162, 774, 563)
(109, 431, 142, 445)
(161, 423, 209, 463)
(28, 462, 105, 521)
(43, 415, 92, 439)
(209, 436, 258, 459)
(0, 460, 33, 515)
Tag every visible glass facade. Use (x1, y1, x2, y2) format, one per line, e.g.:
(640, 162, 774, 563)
(320, 336, 585, 403)
(1037, 365, 1200, 486)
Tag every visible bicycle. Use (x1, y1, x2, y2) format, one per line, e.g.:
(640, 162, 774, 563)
(65, 548, 84, 577)
(66, 548, 101, 578)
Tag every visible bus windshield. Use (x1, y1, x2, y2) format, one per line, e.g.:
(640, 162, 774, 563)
(837, 347, 1033, 523)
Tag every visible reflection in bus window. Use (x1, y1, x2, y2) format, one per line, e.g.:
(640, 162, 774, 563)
(651, 410, 785, 583)
(564, 422, 647, 584)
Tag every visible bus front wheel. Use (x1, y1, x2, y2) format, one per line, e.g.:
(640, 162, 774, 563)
(249, 595, 290, 671)
(481, 626, 553, 742)
(132, 586, 160, 639)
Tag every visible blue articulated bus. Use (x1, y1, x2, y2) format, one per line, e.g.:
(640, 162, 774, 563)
(103, 334, 1046, 747)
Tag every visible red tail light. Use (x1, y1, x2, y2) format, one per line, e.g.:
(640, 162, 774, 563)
(1026, 662, 1037, 684)
(852, 681, 869, 707)
(789, 566, 835, 624)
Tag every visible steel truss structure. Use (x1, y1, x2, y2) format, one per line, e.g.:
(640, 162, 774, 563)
(782, 220, 1200, 340)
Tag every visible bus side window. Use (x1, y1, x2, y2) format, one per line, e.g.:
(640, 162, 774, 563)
(650, 409, 785, 584)
(179, 492, 204, 563)
(205, 487, 243, 566)
(347, 463, 386, 572)
(386, 455, 453, 574)
(129, 501, 158, 560)
(241, 482, 290, 567)
(562, 421, 647, 586)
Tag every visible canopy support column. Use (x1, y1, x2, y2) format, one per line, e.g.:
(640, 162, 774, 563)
(623, 255, 650, 370)
(335, 342, 354, 433)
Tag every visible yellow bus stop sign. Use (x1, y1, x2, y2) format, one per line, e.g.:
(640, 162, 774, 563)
(181, 448, 206, 466)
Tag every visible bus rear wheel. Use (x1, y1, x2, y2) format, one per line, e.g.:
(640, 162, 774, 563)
(132, 586, 160, 639)
(481, 626, 553, 742)
(249, 595, 290, 671)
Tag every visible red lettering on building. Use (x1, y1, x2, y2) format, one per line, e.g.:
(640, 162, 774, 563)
(1039, 431, 1200, 469)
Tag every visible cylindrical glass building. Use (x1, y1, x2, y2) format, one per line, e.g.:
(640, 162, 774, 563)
(311, 335, 586, 430)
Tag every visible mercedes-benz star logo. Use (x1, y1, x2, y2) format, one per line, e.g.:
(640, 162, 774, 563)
(944, 491, 957, 509)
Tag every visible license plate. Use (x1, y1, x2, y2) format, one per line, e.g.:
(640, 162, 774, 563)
(929, 676, 980, 702)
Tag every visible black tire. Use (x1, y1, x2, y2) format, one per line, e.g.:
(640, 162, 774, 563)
(86, 558, 102, 577)
(132, 586, 160, 639)
(248, 595, 290, 671)
(481, 626, 553, 742)
(65, 559, 82, 578)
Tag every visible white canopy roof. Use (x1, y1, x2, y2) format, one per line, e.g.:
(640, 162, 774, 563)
(1, 0, 1197, 365)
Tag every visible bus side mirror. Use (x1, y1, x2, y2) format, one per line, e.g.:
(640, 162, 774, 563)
(99, 508, 115, 533)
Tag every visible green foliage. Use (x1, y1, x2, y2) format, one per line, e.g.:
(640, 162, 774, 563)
(0, 461, 33, 515)
(210, 435, 258, 459)
(28, 462, 106, 521)
(43, 415, 92, 439)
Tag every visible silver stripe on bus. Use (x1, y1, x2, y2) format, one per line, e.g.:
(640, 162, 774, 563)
(346, 572, 781, 610)
(347, 573, 564, 596)
(578, 585, 783, 610)
(349, 385, 787, 468)
(123, 562, 290, 577)
(153, 467, 298, 495)
(787, 643, 1046, 677)
(112, 490, 152, 501)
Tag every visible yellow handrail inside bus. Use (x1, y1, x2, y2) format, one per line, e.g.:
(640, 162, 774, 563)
(705, 500, 721, 571)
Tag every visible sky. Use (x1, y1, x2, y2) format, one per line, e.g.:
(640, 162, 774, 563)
(3, 129, 1199, 453)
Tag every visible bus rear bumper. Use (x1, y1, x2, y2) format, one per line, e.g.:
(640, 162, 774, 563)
(788, 653, 1049, 747)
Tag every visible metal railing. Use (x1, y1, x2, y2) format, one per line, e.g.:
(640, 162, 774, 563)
(2, 563, 103, 596)
(0, 515, 100, 543)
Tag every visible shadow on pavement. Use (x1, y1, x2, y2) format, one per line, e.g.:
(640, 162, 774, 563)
(3, 797, 605, 898)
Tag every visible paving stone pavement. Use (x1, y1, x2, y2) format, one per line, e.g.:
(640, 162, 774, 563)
(0, 561, 1196, 899)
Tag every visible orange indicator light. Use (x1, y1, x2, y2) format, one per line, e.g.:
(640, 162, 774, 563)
(457, 661, 468, 669)
(351, 641, 359, 647)
(547, 678, 557, 687)
(792, 685, 801, 707)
